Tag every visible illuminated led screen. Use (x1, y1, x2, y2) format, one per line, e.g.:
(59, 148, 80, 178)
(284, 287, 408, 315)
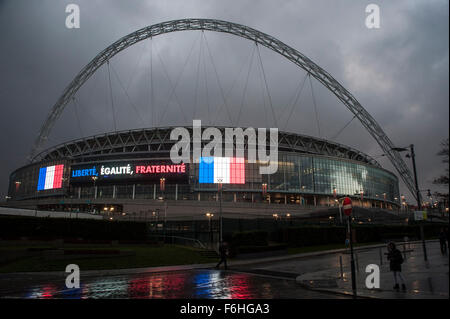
(37, 164, 64, 191)
(199, 157, 245, 184)
(69, 160, 188, 184)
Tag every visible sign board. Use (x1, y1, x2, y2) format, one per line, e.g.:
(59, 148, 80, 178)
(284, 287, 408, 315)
(343, 197, 352, 216)
(414, 211, 427, 221)
(199, 157, 245, 184)
(37, 164, 65, 191)
(70, 160, 188, 184)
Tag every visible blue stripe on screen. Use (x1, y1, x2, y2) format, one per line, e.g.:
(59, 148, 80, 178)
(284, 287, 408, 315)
(199, 157, 214, 183)
(37, 167, 47, 191)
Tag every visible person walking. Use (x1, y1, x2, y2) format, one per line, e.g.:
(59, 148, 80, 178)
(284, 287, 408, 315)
(438, 228, 447, 255)
(386, 242, 406, 291)
(215, 242, 228, 270)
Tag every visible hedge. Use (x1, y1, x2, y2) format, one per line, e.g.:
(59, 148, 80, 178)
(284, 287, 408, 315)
(233, 224, 446, 248)
(0, 215, 149, 241)
(231, 230, 268, 247)
(273, 226, 346, 247)
(236, 244, 288, 254)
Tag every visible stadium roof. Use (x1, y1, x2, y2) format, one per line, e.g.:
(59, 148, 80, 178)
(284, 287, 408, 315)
(32, 126, 381, 167)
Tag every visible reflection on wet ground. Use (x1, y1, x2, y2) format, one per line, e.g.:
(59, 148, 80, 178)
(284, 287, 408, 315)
(1, 269, 343, 299)
(1, 243, 447, 299)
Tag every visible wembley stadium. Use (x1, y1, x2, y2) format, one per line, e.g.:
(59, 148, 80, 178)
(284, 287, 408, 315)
(4, 18, 419, 221)
(7, 126, 400, 218)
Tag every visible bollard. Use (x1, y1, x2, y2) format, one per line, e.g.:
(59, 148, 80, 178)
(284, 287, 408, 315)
(339, 255, 343, 279)
(379, 247, 383, 266)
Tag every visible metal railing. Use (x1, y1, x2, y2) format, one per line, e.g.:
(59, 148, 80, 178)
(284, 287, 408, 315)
(147, 234, 207, 249)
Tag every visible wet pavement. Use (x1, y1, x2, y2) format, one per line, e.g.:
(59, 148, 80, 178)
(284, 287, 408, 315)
(0, 240, 446, 299)
(290, 241, 449, 298)
(0, 269, 346, 299)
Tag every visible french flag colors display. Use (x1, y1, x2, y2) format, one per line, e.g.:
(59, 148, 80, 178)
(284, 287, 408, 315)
(199, 157, 245, 184)
(37, 165, 64, 191)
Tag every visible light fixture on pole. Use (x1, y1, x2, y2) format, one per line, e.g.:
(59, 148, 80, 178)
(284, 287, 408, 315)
(360, 190, 364, 207)
(218, 181, 223, 246)
(91, 176, 98, 212)
(160, 177, 167, 243)
(206, 212, 214, 245)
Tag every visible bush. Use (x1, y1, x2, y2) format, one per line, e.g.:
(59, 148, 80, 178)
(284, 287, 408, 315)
(231, 230, 268, 247)
(279, 226, 347, 247)
(230, 223, 446, 249)
(236, 244, 288, 254)
(0, 215, 149, 241)
(354, 224, 444, 242)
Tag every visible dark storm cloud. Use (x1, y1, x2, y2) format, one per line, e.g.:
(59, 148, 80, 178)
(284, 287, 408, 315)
(0, 0, 448, 202)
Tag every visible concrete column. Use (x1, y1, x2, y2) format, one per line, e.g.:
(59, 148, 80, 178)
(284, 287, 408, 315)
(198, 193, 201, 201)
(314, 196, 317, 206)
(153, 184, 156, 199)
(284, 194, 287, 204)
(112, 185, 116, 199)
(132, 184, 135, 200)
(234, 193, 237, 203)
(175, 184, 178, 201)
(78, 187, 81, 199)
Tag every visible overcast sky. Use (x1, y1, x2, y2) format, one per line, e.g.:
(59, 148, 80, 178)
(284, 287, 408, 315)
(0, 0, 448, 202)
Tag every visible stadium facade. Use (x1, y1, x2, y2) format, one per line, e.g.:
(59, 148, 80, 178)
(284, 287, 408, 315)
(6, 126, 400, 218)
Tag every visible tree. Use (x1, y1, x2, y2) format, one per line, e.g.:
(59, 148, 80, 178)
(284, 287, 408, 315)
(433, 138, 449, 200)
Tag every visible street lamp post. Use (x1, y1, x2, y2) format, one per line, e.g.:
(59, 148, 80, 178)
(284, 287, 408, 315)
(218, 182, 223, 245)
(333, 187, 337, 206)
(393, 144, 427, 261)
(206, 212, 214, 246)
(91, 176, 98, 213)
(394, 197, 398, 213)
(408, 145, 422, 210)
(360, 190, 364, 207)
(262, 183, 267, 202)
(160, 178, 166, 243)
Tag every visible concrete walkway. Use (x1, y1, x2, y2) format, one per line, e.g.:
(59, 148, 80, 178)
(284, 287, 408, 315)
(295, 240, 448, 299)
